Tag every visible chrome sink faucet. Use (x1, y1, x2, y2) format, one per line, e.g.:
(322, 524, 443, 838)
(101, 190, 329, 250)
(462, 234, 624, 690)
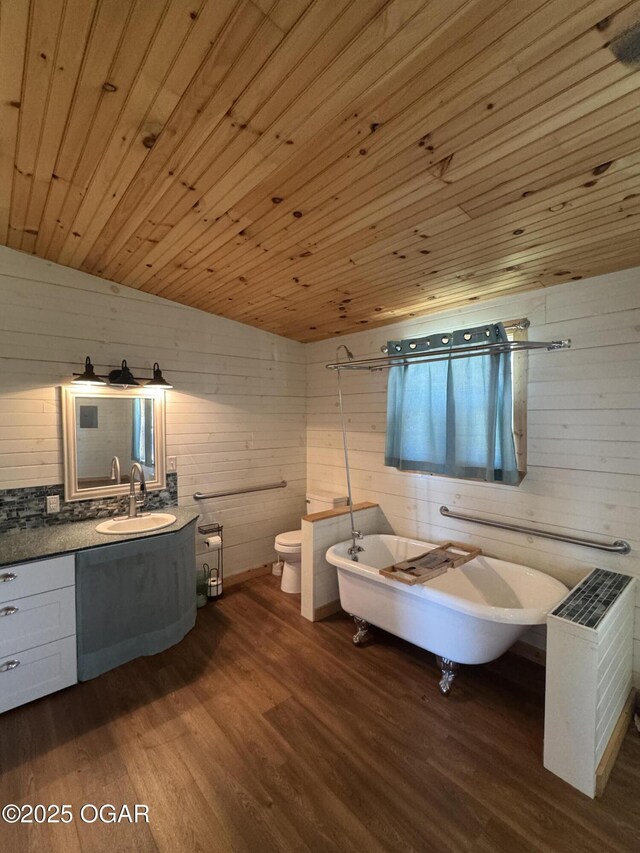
(110, 455, 121, 484)
(128, 463, 146, 518)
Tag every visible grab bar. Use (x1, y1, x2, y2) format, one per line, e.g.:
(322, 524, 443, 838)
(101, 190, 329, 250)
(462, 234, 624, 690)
(439, 506, 631, 554)
(194, 480, 287, 500)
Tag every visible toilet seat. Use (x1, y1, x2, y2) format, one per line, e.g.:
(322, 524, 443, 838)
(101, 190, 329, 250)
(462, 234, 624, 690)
(275, 529, 302, 553)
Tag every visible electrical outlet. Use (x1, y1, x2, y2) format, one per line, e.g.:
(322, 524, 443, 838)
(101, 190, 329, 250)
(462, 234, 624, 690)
(167, 456, 177, 472)
(46, 495, 60, 514)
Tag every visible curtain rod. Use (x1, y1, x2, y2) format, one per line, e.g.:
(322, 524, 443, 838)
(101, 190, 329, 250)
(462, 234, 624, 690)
(501, 318, 530, 332)
(326, 338, 571, 371)
(377, 317, 531, 353)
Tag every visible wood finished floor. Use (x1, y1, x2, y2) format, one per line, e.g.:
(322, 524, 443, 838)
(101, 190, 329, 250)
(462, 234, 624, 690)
(1, 575, 639, 853)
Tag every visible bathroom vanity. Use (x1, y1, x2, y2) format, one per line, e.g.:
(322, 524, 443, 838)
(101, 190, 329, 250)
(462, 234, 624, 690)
(0, 554, 76, 714)
(0, 508, 198, 714)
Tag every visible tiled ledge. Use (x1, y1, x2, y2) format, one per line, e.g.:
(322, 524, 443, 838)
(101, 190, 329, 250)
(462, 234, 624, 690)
(302, 501, 378, 523)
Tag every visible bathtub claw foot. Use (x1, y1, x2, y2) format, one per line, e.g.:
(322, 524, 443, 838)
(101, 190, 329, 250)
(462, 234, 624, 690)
(436, 656, 459, 695)
(352, 616, 373, 646)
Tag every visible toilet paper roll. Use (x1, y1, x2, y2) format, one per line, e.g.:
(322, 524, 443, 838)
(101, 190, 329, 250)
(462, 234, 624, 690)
(204, 535, 222, 550)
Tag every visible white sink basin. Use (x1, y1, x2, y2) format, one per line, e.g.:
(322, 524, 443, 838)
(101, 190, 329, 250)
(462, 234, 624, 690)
(95, 513, 177, 535)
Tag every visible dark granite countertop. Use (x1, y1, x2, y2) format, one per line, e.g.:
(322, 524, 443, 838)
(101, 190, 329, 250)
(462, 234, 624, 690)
(0, 507, 200, 568)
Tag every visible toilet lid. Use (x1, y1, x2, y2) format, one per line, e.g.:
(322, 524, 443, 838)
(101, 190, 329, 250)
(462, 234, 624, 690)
(275, 529, 302, 547)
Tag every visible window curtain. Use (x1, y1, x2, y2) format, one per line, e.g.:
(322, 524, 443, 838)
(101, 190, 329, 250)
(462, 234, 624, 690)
(385, 323, 520, 484)
(132, 399, 141, 462)
(132, 399, 154, 466)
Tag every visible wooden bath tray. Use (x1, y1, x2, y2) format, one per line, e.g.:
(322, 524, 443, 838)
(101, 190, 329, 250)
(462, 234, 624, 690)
(379, 542, 481, 585)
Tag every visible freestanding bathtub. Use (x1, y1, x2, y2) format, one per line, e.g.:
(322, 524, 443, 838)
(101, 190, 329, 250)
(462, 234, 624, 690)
(326, 534, 568, 694)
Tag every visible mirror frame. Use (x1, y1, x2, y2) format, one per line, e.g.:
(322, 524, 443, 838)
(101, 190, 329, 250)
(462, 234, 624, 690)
(62, 385, 167, 502)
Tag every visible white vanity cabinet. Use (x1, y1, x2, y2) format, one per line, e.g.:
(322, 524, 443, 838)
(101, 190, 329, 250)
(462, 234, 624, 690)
(0, 555, 77, 714)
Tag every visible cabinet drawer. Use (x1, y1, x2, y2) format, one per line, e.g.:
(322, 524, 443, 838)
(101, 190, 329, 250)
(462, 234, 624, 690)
(0, 555, 75, 604)
(0, 636, 77, 714)
(0, 587, 76, 658)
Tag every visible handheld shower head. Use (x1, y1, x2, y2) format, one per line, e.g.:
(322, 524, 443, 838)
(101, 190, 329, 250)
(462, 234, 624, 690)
(336, 344, 354, 362)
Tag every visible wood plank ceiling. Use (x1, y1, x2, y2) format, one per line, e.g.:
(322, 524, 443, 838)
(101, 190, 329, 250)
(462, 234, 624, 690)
(1, 0, 640, 343)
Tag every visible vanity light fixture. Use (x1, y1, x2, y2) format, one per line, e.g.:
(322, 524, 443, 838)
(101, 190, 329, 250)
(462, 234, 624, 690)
(145, 362, 173, 389)
(71, 356, 107, 386)
(70, 356, 173, 389)
(108, 359, 140, 388)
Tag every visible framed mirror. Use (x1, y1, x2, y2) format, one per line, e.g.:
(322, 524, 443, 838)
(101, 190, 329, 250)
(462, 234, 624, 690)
(62, 386, 166, 502)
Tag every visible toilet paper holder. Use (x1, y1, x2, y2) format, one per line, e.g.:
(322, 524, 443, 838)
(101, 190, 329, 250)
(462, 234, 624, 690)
(198, 523, 223, 600)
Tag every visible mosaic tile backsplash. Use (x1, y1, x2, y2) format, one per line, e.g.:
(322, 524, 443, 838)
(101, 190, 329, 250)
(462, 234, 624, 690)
(0, 472, 178, 535)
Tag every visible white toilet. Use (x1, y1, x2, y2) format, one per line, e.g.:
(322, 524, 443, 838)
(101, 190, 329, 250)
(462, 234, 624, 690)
(275, 490, 349, 594)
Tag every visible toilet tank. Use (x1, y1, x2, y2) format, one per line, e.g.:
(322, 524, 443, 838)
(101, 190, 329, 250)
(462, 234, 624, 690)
(306, 490, 349, 515)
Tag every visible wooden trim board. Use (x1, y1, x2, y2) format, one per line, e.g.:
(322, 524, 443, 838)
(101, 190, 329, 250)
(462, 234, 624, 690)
(510, 641, 546, 667)
(224, 564, 272, 589)
(595, 688, 636, 798)
(313, 599, 343, 622)
(302, 501, 378, 522)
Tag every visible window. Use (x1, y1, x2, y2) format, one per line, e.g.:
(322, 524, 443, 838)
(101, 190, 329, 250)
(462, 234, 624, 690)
(384, 321, 526, 485)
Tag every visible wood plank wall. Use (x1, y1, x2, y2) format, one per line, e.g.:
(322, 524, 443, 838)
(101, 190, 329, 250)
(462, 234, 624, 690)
(2, 244, 639, 676)
(0, 247, 306, 574)
(305, 267, 640, 683)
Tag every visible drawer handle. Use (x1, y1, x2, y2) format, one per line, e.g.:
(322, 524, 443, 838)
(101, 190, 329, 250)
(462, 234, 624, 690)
(0, 606, 18, 616)
(0, 660, 20, 672)
(0, 572, 17, 582)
